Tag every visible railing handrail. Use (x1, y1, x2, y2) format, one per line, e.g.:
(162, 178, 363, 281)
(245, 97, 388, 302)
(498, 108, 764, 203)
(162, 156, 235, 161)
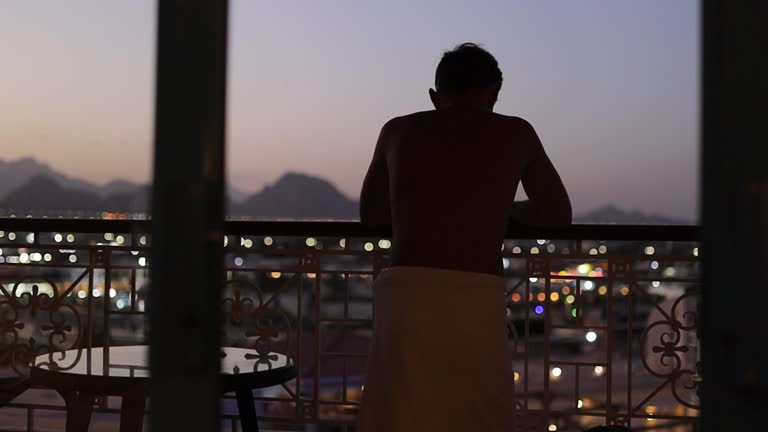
(0, 217, 698, 241)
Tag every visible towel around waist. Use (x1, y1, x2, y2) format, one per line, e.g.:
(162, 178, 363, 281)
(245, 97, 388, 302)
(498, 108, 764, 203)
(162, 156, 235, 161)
(372, 265, 507, 348)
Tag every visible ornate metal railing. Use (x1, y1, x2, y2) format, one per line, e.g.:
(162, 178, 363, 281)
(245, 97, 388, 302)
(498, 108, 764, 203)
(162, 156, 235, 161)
(0, 219, 699, 431)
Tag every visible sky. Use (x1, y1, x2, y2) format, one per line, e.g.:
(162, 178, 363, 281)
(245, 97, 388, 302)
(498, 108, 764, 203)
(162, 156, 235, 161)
(0, 1, 700, 220)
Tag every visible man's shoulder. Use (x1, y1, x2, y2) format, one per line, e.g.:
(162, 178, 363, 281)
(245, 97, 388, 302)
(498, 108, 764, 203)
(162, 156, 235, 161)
(492, 113, 535, 130)
(381, 111, 536, 134)
(382, 111, 431, 127)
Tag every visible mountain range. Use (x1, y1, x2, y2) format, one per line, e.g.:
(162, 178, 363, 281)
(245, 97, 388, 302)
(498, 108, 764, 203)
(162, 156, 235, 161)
(0, 157, 689, 223)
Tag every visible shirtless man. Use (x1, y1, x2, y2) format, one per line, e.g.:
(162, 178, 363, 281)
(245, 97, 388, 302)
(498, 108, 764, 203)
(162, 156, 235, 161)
(358, 43, 571, 431)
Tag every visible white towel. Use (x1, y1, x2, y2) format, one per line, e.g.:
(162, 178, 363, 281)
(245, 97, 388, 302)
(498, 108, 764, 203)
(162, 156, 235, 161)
(358, 266, 515, 432)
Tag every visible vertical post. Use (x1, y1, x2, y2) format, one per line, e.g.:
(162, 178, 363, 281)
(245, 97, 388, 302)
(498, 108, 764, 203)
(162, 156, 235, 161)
(701, 1, 768, 430)
(150, 1, 228, 431)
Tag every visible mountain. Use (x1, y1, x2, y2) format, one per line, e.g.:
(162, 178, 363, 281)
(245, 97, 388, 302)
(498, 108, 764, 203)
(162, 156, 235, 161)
(573, 205, 690, 225)
(231, 172, 358, 219)
(0, 158, 692, 223)
(0, 157, 250, 203)
(0, 168, 357, 219)
(0, 175, 149, 215)
(0, 157, 102, 198)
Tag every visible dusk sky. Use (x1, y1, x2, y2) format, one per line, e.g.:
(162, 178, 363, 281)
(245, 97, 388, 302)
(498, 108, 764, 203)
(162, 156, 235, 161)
(0, 1, 699, 220)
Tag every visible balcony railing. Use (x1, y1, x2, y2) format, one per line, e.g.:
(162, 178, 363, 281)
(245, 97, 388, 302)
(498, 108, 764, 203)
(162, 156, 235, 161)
(0, 219, 700, 431)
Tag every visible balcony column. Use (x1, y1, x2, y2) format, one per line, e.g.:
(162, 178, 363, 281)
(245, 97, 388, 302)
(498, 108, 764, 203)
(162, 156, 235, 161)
(149, 1, 228, 431)
(701, 1, 768, 430)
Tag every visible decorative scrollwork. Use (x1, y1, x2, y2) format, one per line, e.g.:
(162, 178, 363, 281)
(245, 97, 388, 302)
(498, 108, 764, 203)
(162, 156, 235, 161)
(640, 288, 701, 409)
(0, 275, 82, 375)
(222, 276, 293, 369)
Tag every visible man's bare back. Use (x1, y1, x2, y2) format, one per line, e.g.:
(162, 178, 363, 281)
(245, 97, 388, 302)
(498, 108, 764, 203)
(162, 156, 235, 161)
(361, 108, 570, 275)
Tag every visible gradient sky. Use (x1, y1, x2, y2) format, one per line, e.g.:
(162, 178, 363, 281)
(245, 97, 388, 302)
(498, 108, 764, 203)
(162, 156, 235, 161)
(0, 1, 699, 220)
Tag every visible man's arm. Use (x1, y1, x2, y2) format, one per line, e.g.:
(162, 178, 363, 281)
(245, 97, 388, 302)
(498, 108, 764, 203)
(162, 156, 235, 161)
(510, 120, 572, 227)
(359, 121, 393, 228)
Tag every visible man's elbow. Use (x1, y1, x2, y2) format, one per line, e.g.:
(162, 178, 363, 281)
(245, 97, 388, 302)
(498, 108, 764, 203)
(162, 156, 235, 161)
(533, 201, 572, 228)
(359, 204, 390, 229)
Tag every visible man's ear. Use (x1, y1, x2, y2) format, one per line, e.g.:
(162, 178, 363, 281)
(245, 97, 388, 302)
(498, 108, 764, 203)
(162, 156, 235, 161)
(429, 88, 439, 109)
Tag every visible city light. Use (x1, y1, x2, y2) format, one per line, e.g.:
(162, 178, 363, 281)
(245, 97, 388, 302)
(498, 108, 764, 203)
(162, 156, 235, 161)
(270, 272, 282, 279)
(306, 237, 317, 247)
(594, 366, 605, 376)
(104, 233, 115, 241)
(93, 288, 101, 298)
(109, 289, 117, 298)
(66, 234, 74, 242)
(551, 367, 563, 378)
(537, 239, 547, 245)
(68, 255, 77, 263)
(534, 305, 544, 315)
(512, 246, 522, 254)
(529, 277, 538, 283)
(589, 248, 598, 255)
(513, 371, 520, 381)
(583, 280, 594, 291)
(511, 293, 521, 302)
(115, 235, 125, 244)
(547, 244, 556, 253)
(548, 425, 558, 431)
(138, 257, 147, 267)
(139, 236, 147, 245)
(550, 292, 560, 302)
(586, 331, 597, 343)
(598, 245, 608, 254)
(577, 264, 591, 274)
(77, 290, 87, 299)
(235, 257, 244, 266)
(650, 260, 659, 269)
(561, 286, 570, 295)
(54, 233, 63, 242)
(364, 242, 374, 252)
(530, 247, 540, 254)
(537, 293, 546, 302)
(43, 253, 52, 262)
(243, 238, 253, 248)
(339, 239, 346, 248)
(620, 287, 630, 296)
(8, 233, 16, 241)
(565, 295, 575, 304)
(577, 399, 584, 409)
(597, 285, 608, 295)
(378, 239, 391, 249)
(644, 246, 655, 255)
(26, 233, 35, 243)
(264, 236, 274, 246)
(116, 299, 126, 310)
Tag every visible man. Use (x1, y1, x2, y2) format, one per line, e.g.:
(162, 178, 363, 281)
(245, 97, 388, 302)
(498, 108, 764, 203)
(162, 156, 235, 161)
(358, 43, 571, 431)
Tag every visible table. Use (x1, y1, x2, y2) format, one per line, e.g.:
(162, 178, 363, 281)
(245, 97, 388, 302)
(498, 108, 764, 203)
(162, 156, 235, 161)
(30, 346, 296, 432)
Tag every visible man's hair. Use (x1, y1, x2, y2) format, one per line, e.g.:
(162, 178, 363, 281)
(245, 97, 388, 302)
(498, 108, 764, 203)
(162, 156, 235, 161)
(435, 43, 503, 93)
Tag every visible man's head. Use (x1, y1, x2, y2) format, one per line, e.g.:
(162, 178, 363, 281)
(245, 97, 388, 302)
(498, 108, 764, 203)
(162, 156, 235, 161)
(430, 43, 503, 111)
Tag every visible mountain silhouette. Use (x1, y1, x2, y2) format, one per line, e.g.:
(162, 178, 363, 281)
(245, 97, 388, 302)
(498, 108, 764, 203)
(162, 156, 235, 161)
(230, 172, 358, 219)
(0, 157, 103, 198)
(573, 204, 689, 225)
(0, 157, 248, 203)
(0, 158, 691, 223)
